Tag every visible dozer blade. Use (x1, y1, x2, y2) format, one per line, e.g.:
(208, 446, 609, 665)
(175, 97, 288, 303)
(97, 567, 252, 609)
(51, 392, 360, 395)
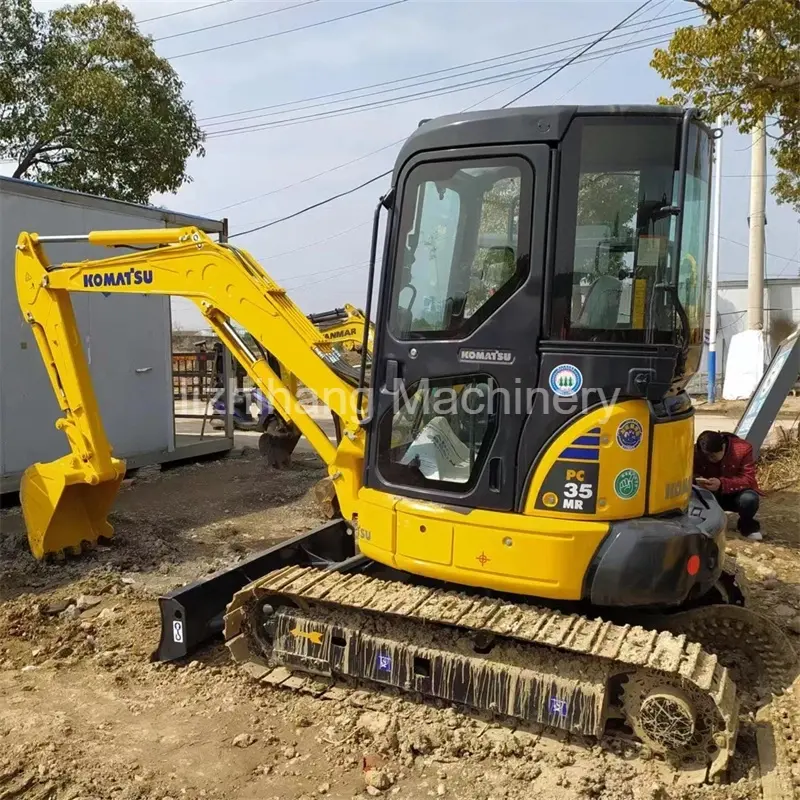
(20, 454, 125, 559)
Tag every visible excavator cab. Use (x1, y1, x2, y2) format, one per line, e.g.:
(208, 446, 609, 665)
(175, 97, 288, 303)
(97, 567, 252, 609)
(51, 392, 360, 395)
(359, 106, 719, 602)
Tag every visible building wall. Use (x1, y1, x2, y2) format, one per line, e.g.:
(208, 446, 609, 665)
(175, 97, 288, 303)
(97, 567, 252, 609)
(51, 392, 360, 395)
(688, 278, 800, 394)
(0, 177, 226, 486)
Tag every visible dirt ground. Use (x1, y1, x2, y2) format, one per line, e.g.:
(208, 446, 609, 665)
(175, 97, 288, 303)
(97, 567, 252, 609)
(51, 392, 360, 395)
(1, 447, 798, 800)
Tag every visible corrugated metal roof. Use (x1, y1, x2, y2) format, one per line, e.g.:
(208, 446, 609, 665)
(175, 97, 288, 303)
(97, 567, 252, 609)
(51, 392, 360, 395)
(0, 175, 224, 232)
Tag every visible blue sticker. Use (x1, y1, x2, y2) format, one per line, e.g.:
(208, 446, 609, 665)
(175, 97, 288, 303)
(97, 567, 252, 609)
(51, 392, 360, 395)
(616, 419, 643, 451)
(376, 653, 392, 672)
(549, 697, 568, 717)
(549, 364, 583, 398)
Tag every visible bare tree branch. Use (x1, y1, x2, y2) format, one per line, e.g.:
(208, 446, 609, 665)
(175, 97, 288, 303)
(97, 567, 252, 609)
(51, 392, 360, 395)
(12, 139, 46, 178)
(683, 0, 756, 19)
(752, 75, 800, 89)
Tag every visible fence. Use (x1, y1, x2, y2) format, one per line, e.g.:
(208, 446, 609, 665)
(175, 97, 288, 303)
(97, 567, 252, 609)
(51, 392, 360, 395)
(172, 351, 217, 400)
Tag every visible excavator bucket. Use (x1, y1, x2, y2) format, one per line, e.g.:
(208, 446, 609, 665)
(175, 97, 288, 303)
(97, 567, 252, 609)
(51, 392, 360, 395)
(20, 454, 126, 560)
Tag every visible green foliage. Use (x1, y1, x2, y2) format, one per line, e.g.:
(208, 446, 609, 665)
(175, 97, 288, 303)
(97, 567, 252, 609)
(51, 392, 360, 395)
(651, 0, 800, 210)
(0, 0, 204, 203)
(576, 172, 640, 279)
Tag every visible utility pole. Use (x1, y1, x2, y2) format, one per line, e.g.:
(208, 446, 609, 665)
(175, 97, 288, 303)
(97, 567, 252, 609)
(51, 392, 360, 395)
(707, 117, 723, 403)
(747, 117, 767, 330)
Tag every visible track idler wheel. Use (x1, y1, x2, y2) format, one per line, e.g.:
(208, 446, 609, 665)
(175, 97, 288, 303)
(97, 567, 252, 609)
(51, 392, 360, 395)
(621, 673, 728, 771)
(258, 419, 301, 468)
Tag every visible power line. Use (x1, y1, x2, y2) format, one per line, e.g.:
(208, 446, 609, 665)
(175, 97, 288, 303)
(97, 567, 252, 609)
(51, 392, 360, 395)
(502, 0, 655, 108)
(719, 234, 800, 263)
(165, 0, 409, 60)
(229, 170, 393, 239)
(203, 19, 695, 131)
(281, 260, 371, 289)
(199, 8, 696, 125)
(210, 28, 611, 215)
(259, 221, 371, 262)
(206, 33, 679, 139)
(774, 244, 800, 278)
(138, 0, 234, 25)
(225, 4, 686, 237)
(207, 138, 405, 214)
(552, 0, 672, 102)
(153, 0, 320, 42)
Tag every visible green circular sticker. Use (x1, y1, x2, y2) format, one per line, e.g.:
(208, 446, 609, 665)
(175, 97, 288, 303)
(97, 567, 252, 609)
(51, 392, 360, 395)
(614, 468, 640, 500)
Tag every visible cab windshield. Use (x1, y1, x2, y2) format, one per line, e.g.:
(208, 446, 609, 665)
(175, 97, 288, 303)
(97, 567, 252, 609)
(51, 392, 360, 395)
(388, 158, 528, 340)
(550, 117, 712, 350)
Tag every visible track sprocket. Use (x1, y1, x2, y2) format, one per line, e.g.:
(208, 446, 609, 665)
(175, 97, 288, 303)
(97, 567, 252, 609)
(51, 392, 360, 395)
(658, 604, 797, 704)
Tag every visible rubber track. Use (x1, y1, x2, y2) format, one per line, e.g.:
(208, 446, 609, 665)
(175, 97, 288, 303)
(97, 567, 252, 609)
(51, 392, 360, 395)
(225, 565, 739, 774)
(763, 678, 800, 799)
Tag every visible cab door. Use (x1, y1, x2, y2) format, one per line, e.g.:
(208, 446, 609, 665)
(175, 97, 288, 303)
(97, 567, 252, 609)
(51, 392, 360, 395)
(365, 145, 550, 510)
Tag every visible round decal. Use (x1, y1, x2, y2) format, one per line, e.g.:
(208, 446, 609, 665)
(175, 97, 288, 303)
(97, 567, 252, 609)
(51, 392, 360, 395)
(614, 468, 641, 500)
(616, 419, 643, 451)
(549, 364, 583, 398)
(542, 491, 559, 508)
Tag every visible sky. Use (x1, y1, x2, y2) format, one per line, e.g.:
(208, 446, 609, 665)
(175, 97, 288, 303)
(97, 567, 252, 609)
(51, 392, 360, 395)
(19, 0, 800, 328)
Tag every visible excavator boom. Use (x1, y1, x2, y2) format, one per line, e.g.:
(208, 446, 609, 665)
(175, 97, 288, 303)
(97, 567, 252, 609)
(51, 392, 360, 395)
(15, 227, 365, 558)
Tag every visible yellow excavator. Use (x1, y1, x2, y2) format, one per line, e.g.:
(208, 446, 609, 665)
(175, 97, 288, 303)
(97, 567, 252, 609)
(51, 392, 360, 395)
(309, 304, 374, 353)
(15, 105, 796, 780)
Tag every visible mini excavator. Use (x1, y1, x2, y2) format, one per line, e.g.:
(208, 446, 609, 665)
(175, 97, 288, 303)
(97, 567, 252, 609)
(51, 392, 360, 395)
(309, 304, 374, 353)
(16, 106, 796, 779)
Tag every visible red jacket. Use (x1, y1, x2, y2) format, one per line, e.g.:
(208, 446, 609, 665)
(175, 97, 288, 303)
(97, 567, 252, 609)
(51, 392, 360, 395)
(693, 433, 761, 495)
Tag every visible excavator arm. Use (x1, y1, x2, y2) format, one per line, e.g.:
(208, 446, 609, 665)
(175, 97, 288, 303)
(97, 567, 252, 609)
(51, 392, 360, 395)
(309, 304, 375, 353)
(15, 227, 366, 558)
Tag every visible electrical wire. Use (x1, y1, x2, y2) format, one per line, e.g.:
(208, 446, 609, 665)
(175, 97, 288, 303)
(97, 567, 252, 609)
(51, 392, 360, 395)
(153, 0, 321, 42)
(501, 0, 655, 108)
(203, 20, 695, 131)
(259, 221, 371, 262)
(206, 33, 679, 139)
(215, 4, 680, 214)
(225, 4, 689, 239)
(719, 234, 800, 263)
(207, 138, 405, 214)
(138, 0, 234, 25)
(552, 0, 672, 102)
(199, 8, 697, 126)
(165, 0, 409, 60)
(774, 243, 800, 278)
(228, 170, 392, 239)
(281, 260, 371, 288)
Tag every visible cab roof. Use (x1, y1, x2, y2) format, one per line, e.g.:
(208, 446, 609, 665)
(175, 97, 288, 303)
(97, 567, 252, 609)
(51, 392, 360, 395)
(393, 104, 691, 180)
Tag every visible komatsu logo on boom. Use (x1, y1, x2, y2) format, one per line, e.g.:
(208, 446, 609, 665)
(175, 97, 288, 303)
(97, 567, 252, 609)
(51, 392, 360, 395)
(83, 269, 154, 288)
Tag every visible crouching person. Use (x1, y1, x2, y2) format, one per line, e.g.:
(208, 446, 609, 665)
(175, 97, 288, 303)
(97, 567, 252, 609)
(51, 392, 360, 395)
(694, 430, 763, 541)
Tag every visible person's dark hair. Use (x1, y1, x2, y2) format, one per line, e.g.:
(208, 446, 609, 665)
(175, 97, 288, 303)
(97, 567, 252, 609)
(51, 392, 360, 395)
(698, 430, 726, 454)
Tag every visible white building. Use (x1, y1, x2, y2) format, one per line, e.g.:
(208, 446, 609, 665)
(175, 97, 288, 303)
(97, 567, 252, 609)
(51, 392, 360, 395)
(689, 277, 800, 395)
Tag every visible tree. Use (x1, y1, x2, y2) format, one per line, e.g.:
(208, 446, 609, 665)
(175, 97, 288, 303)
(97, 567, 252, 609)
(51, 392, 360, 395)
(0, 0, 204, 203)
(651, 0, 800, 211)
(575, 172, 640, 279)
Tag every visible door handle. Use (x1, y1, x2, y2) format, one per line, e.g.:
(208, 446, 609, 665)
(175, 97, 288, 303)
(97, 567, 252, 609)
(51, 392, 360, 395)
(135, 367, 153, 374)
(488, 458, 503, 492)
(383, 359, 400, 392)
